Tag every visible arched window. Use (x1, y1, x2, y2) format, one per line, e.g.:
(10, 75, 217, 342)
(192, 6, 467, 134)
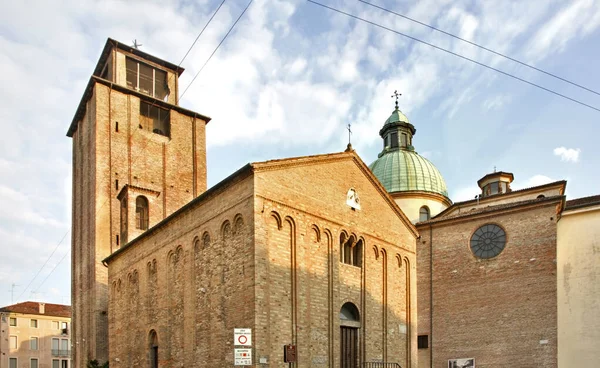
(136, 196, 149, 230)
(340, 302, 360, 323)
(149, 330, 158, 368)
(419, 206, 430, 222)
(537, 194, 545, 199)
(340, 233, 362, 267)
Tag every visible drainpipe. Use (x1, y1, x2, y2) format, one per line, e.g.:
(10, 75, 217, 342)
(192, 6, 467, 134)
(429, 224, 433, 368)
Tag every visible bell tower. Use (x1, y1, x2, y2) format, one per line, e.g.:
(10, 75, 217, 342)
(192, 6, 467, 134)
(67, 38, 211, 367)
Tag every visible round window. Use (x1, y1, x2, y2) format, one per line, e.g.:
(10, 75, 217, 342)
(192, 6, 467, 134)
(470, 224, 506, 259)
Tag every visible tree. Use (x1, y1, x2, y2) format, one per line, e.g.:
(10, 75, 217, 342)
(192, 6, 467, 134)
(87, 360, 109, 368)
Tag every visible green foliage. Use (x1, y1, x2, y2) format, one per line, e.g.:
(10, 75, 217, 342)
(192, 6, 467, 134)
(87, 360, 109, 368)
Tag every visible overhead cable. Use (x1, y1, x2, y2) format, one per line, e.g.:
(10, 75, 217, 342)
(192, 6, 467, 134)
(177, 0, 228, 68)
(358, 0, 600, 97)
(180, 0, 255, 99)
(307, 0, 600, 113)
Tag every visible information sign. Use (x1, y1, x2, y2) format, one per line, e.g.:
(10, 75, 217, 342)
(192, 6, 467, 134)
(235, 348, 252, 366)
(284, 344, 297, 363)
(234, 328, 252, 346)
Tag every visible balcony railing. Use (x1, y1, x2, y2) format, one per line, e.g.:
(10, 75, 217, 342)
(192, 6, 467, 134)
(363, 363, 402, 368)
(51, 349, 71, 357)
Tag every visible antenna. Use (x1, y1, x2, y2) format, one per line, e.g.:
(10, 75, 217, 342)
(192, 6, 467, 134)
(8, 283, 19, 303)
(132, 39, 143, 49)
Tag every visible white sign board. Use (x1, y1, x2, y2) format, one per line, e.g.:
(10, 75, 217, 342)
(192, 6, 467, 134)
(234, 328, 252, 346)
(235, 348, 252, 366)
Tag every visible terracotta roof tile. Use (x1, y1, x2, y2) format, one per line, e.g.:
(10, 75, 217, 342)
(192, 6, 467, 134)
(418, 195, 564, 225)
(0, 301, 71, 318)
(565, 194, 600, 210)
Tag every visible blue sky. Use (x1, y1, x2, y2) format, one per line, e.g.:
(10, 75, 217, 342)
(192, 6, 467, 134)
(0, 0, 599, 307)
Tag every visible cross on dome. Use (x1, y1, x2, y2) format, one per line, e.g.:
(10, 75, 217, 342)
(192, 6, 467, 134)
(391, 90, 402, 110)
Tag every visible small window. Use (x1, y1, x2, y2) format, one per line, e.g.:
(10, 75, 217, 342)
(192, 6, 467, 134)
(31, 337, 39, 350)
(390, 132, 398, 148)
(489, 182, 499, 195)
(340, 234, 362, 267)
(339, 302, 360, 322)
(418, 335, 429, 349)
(126, 57, 170, 101)
(31, 358, 39, 368)
(136, 196, 149, 230)
(140, 101, 170, 137)
(52, 321, 59, 329)
(30, 319, 38, 328)
(10, 358, 17, 368)
(537, 194, 545, 199)
(120, 196, 128, 244)
(401, 133, 407, 147)
(419, 206, 430, 222)
(9, 335, 17, 349)
(61, 322, 68, 329)
(10, 317, 17, 326)
(61, 360, 68, 368)
(52, 338, 60, 354)
(149, 330, 159, 368)
(52, 360, 60, 368)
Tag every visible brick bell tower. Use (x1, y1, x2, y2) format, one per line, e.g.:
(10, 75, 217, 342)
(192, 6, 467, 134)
(67, 38, 210, 367)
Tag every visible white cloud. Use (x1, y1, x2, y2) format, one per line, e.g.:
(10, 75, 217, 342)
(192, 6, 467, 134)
(0, 0, 597, 308)
(525, 0, 600, 62)
(453, 185, 482, 202)
(554, 147, 581, 163)
(512, 175, 555, 190)
(483, 94, 512, 110)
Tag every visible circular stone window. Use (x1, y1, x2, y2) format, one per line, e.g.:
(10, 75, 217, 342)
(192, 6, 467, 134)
(470, 224, 506, 259)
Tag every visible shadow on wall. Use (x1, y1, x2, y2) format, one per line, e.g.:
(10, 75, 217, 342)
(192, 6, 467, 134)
(107, 207, 415, 368)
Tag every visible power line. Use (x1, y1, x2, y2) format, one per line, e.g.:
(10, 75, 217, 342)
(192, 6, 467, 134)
(177, 0, 228, 68)
(306, 0, 600, 113)
(16, 231, 69, 301)
(17, 7, 231, 302)
(358, 0, 600, 97)
(33, 249, 71, 294)
(180, 0, 255, 99)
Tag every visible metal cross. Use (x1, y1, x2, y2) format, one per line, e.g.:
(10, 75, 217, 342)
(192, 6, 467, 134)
(347, 124, 352, 145)
(391, 90, 402, 109)
(132, 39, 143, 49)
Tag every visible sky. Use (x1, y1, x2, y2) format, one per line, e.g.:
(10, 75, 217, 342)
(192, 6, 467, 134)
(1, 0, 599, 307)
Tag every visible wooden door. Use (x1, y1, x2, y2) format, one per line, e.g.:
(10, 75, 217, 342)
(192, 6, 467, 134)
(341, 326, 358, 368)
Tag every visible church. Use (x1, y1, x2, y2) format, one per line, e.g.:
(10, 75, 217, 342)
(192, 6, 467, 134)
(68, 38, 599, 367)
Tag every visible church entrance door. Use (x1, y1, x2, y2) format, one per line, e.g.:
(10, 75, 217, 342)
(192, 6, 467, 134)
(340, 326, 358, 368)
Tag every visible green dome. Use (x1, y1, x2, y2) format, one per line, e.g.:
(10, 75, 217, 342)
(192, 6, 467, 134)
(369, 149, 449, 197)
(384, 109, 410, 125)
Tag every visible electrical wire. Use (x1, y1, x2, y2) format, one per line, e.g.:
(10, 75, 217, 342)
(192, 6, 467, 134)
(180, 0, 255, 99)
(307, 0, 600, 113)
(177, 0, 228, 68)
(358, 0, 600, 97)
(32, 249, 71, 294)
(16, 231, 69, 301)
(17, 4, 233, 302)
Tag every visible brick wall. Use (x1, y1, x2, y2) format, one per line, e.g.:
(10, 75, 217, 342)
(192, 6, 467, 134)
(70, 80, 207, 367)
(417, 201, 560, 368)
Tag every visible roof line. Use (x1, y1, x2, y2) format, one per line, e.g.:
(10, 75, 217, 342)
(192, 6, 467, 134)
(67, 76, 211, 137)
(104, 164, 253, 264)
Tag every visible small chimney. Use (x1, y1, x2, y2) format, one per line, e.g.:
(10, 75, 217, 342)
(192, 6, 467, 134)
(39, 303, 45, 314)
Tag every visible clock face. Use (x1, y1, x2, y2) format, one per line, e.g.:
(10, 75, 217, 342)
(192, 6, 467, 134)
(470, 224, 506, 259)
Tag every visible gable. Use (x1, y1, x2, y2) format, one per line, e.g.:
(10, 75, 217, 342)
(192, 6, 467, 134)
(253, 151, 418, 245)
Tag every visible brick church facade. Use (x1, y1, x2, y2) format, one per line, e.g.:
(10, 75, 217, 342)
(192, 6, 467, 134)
(68, 38, 599, 367)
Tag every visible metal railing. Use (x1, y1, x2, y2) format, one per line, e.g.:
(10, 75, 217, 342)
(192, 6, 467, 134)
(363, 363, 402, 368)
(51, 349, 71, 357)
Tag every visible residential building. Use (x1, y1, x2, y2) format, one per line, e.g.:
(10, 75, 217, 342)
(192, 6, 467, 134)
(0, 302, 71, 368)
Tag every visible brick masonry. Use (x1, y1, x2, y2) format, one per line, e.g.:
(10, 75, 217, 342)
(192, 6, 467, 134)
(70, 44, 207, 367)
(106, 153, 419, 367)
(416, 192, 563, 368)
